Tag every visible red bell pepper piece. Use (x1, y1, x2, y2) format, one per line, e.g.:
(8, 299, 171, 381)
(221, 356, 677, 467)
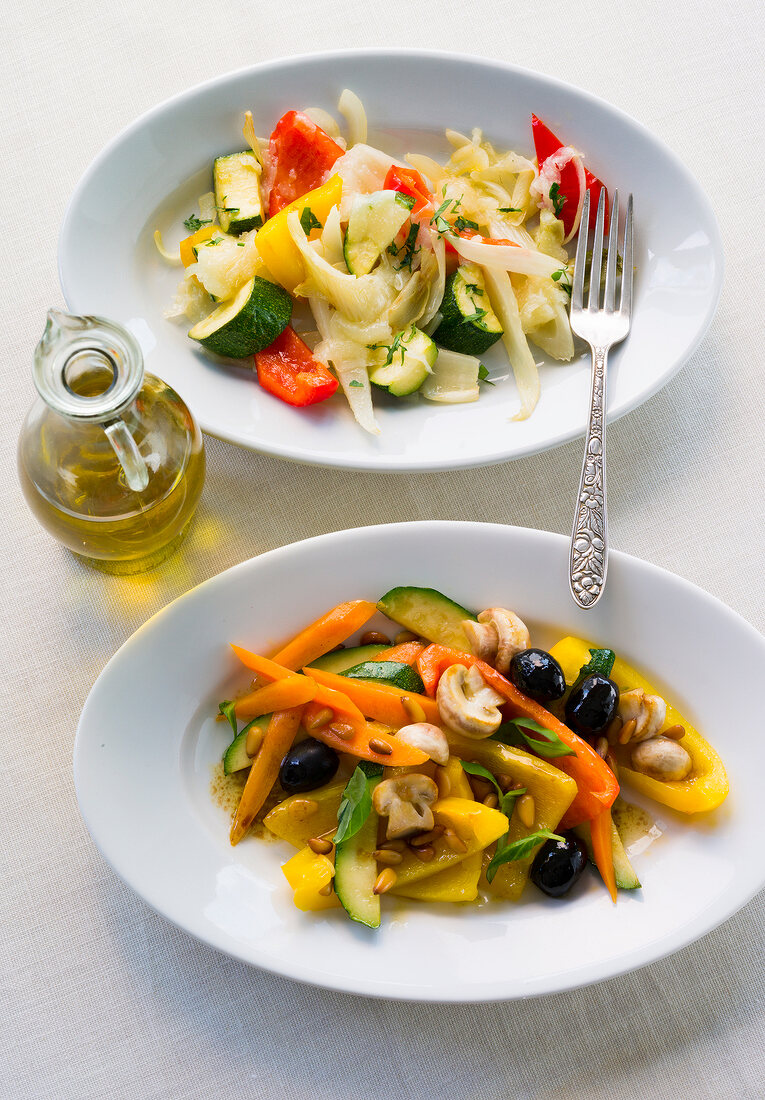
(531, 114, 608, 237)
(417, 643, 619, 826)
(255, 326, 338, 408)
(383, 165, 458, 255)
(267, 110, 345, 217)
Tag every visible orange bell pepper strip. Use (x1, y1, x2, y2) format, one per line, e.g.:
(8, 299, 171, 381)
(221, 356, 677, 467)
(302, 666, 441, 728)
(589, 808, 618, 903)
(180, 223, 219, 267)
(230, 706, 304, 845)
(417, 644, 619, 826)
(230, 675, 316, 718)
(270, 599, 377, 670)
(231, 645, 365, 730)
(373, 640, 426, 665)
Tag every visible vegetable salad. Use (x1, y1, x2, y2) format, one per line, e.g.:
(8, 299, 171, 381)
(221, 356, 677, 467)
(156, 93, 612, 432)
(216, 587, 728, 927)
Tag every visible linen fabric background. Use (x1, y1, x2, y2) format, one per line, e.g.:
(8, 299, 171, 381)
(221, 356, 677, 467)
(2, 0, 764, 1096)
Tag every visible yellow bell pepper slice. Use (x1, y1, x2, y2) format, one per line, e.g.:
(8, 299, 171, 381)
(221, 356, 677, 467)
(282, 846, 340, 911)
(446, 735, 578, 900)
(549, 636, 729, 814)
(255, 174, 343, 292)
(263, 781, 345, 849)
(391, 756, 481, 902)
(392, 797, 509, 889)
(179, 223, 220, 267)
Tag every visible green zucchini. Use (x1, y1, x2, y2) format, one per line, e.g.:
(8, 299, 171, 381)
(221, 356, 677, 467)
(309, 644, 387, 674)
(344, 189, 414, 275)
(369, 326, 437, 397)
(189, 276, 291, 358)
(377, 586, 477, 651)
(342, 660, 425, 694)
(334, 764, 384, 927)
(222, 715, 270, 775)
(573, 816, 641, 891)
(214, 151, 264, 235)
(433, 263, 503, 355)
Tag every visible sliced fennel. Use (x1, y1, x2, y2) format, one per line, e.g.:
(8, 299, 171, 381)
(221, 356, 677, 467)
(338, 88, 368, 147)
(482, 266, 541, 420)
(310, 297, 380, 435)
(447, 231, 560, 278)
(421, 349, 480, 404)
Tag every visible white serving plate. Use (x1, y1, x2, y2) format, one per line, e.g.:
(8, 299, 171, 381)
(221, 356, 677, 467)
(74, 522, 764, 1001)
(59, 50, 722, 472)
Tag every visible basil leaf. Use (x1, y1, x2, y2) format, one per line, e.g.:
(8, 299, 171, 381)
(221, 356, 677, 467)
(460, 760, 502, 800)
(485, 829, 563, 883)
(577, 647, 616, 680)
(492, 718, 575, 758)
(299, 206, 322, 234)
(333, 761, 383, 845)
(499, 786, 527, 817)
(218, 700, 238, 736)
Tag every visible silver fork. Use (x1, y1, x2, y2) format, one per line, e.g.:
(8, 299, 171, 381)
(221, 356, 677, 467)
(568, 188, 633, 608)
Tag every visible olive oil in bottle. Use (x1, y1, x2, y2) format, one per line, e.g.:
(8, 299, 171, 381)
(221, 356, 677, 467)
(19, 310, 205, 574)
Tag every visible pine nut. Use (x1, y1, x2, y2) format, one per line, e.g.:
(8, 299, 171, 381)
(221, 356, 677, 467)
(245, 724, 264, 757)
(395, 630, 419, 644)
(663, 724, 686, 740)
(369, 737, 393, 755)
(595, 736, 609, 759)
(361, 631, 392, 646)
(410, 826, 443, 846)
(318, 882, 333, 896)
(328, 722, 355, 742)
(619, 718, 638, 744)
(374, 848, 403, 865)
(304, 706, 334, 731)
(517, 794, 535, 829)
(379, 839, 406, 852)
(401, 695, 427, 724)
(373, 868, 398, 894)
(482, 793, 498, 809)
(606, 715, 623, 744)
(496, 774, 515, 792)
(605, 749, 619, 777)
(412, 844, 435, 862)
(435, 766, 451, 799)
(308, 837, 333, 855)
(445, 829, 468, 853)
(287, 798, 319, 820)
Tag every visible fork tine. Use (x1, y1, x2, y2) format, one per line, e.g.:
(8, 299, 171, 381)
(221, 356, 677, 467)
(603, 190, 620, 312)
(587, 189, 607, 310)
(619, 193, 634, 317)
(571, 190, 590, 313)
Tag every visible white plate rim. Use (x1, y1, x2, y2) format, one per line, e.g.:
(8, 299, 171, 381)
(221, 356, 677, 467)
(58, 48, 724, 473)
(73, 521, 765, 1002)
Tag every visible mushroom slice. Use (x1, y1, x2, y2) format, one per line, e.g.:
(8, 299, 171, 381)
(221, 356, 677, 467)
(476, 608, 530, 673)
(395, 723, 450, 766)
(372, 774, 439, 840)
(619, 689, 667, 742)
(436, 663, 505, 739)
(630, 737, 692, 781)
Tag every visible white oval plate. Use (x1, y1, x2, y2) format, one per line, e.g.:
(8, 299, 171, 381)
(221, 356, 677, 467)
(75, 522, 764, 1001)
(59, 50, 722, 472)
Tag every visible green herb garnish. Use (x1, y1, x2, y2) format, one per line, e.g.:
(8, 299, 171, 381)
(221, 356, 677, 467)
(333, 761, 383, 845)
(478, 363, 494, 386)
(299, 206, 322, 234)
(492, 717, 575, 759)
(430, 197, 459, 236)
(348, 379, 363, 387)
(183, 214, 211, 232)
(498, 206, 522, 213)
(454, 215, 479, 233)
(459, 761, 526, 818)
(390, 222, 420, 271)
(394, 191, 416, 210)
(486, 830, 564, 883)
(549, 182, 566, 217)
(204, 237, 224, 247)
(551, 267, 573, 297)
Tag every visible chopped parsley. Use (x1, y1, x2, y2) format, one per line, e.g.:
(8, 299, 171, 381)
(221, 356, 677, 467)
(498, 206, 522, 213)
(299, 206, 323, 234)
(204, 237, 224, 247)
(348, 379, 363, 387)
(464, 283, 484, 295)
(478, 363, 494, 386)
(454, 215, 479, 233)
(549, 182, 566, 218)
(183, 215, 211, 232)
(389, 222, 420, 271)
(552, 267, 573, 296)
(430, 196, 460, 236)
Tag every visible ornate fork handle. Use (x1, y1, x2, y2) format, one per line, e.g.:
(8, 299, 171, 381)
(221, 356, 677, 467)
(569, 344, 609, 608)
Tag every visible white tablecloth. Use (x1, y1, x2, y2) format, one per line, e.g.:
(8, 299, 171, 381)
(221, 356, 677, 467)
(4, 0, 764, 1096)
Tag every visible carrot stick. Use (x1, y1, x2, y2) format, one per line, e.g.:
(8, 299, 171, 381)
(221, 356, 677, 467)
(306, 713, 428, 766)
(230, 707, 304, 845)
(302, 666, 441, 727)
(270, 599, 377, 671)
(231, 675, 316, 718)
(373, 641, 426, 665)
(589, 808, 618, 903)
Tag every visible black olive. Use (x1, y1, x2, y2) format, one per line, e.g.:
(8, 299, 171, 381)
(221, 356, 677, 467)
(279, 738, 339, 794)
(509, 648, 566, 704)
(530, 833, 587, 897)
(564, 673, 619, 739)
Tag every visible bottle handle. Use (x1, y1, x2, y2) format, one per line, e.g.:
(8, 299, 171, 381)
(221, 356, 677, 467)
(104, 418, 150, 492)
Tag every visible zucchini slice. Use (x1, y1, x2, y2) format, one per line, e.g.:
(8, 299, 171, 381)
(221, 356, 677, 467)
(369, 325, 437, 397)
(377, 586, 477, 651)
(222, 715, 270, 775)
(334, 764, 384, 928)
(189, 276, 291, 358)
(344, 190, 414, 275)
(342, 660, 425, 694)
(214, 151, 264, 235)
(309, 644, 387, 674)
(421, 348, 481, 404)
(433, 263, 503, 355)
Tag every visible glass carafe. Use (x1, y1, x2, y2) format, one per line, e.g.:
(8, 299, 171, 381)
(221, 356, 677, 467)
(18, 310, 205, 574)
